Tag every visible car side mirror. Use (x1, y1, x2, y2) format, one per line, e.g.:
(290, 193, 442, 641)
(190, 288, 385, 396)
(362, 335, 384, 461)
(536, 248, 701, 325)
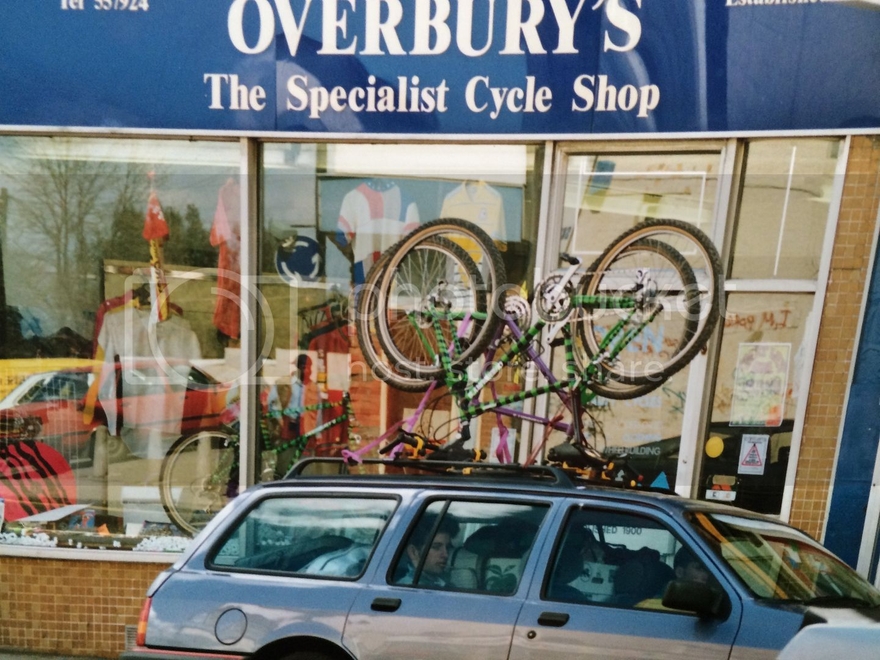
(662, 579, 729, 619)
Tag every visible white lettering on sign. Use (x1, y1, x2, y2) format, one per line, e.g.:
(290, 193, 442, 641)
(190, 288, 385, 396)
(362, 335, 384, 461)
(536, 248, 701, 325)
(285, 74, 449, 118)
(204, 74, 268, 110)
(572, 74, 659, 118)
(226, 0, 646, 57)
(465, 76, 552, 119)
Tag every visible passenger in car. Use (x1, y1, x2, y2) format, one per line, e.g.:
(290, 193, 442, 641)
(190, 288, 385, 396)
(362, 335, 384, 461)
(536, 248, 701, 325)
(673, 546, 710, 584)
(395, 514, 461, 587)
(629, 546, 710, 611)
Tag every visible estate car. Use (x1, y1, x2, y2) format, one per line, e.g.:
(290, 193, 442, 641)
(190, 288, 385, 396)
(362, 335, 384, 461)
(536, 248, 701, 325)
(123, 458, 880, 660)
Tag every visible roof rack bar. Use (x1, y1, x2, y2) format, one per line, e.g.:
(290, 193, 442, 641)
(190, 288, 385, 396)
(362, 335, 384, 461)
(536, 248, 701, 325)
(285, 456, 580, 488)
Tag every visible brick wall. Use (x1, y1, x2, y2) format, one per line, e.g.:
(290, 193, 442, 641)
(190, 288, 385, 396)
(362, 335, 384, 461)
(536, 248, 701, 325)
(790, 136, 880, 539)
(0, 556, 165, 658)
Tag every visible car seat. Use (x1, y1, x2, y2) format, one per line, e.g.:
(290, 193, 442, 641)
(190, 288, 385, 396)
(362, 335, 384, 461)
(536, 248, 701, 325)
(462, 521, 538, 594)
(612, 547, 674, 607)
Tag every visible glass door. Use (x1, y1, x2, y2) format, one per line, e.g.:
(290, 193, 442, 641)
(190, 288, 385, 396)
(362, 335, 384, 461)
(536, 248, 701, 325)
(541, 147, 726, 491)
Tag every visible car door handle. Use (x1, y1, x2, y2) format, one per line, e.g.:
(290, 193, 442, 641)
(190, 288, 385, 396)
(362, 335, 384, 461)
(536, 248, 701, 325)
(371, 597, 402, 612)
(537, 611, 570, 627)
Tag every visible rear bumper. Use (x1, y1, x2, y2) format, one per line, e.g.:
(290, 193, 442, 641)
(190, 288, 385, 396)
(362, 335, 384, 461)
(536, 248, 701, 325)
(121, 647, 245, 660)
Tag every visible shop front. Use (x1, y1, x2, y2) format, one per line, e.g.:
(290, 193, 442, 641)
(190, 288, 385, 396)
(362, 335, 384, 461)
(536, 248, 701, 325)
(0, 1, 879, 657)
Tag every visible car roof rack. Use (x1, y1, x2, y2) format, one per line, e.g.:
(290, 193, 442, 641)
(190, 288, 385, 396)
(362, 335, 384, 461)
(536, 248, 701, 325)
(284, 457, 677, 495)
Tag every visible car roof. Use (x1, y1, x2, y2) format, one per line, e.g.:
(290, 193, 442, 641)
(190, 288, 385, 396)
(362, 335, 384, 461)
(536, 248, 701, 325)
(256, 458, 780, 524)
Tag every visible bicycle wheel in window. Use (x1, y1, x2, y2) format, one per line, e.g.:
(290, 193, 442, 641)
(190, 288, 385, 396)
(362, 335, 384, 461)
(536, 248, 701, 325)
(374, 218, 506, 383)
(574, 219, 723, 387)
(355, 245, 441, 392)
(159, 430, 237, 537)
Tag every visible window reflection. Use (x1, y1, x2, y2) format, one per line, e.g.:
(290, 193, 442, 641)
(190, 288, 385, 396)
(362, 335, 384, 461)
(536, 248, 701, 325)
(731, 139, 840, 280)
(548, 150, 723, 488)
(0, 137, 240, 549)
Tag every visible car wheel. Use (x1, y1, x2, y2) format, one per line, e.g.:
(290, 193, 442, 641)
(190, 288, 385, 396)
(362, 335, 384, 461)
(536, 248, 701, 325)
(91, 429, 129, 464)
(278, 653, 335, 660)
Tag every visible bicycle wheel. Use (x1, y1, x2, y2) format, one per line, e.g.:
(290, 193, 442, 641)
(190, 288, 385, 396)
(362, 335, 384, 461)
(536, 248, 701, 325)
(575, 219, 722, 386)
(578, 238, 698, 399)
(159, 430, 237, 537)
(356, 242, 465, 392)
(375, 218, 506, 383)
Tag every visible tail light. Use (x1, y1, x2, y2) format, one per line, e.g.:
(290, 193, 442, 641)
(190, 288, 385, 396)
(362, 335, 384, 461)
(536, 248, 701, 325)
(135, 597, 152, 647)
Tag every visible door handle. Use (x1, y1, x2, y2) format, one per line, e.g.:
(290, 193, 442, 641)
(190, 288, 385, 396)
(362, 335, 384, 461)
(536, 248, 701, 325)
(370, 597, 402, 612)
(537, 611, 570, 627)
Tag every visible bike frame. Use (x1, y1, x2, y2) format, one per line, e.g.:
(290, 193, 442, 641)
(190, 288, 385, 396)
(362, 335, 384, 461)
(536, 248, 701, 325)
(374, 284, 660, 462)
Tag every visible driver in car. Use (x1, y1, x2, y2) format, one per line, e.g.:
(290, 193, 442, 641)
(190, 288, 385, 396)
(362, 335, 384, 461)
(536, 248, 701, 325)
(395, 514, 461, 587)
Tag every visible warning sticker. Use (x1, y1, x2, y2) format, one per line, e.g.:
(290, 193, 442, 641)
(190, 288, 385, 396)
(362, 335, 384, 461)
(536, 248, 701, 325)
(738, 434, 769, 476)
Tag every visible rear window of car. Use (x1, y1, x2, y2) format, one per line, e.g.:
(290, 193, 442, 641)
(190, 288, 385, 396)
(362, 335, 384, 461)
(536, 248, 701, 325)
(207, 495, 398, 580)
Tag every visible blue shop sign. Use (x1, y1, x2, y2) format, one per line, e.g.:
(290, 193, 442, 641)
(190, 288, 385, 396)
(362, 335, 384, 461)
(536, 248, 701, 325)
(1, 0, 878, 135)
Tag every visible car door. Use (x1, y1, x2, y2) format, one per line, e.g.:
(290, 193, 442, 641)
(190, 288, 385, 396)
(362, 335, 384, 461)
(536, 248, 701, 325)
(343, 496, 553, 660)
(147, 491, 400, 654)
(509, 501, 742, 660)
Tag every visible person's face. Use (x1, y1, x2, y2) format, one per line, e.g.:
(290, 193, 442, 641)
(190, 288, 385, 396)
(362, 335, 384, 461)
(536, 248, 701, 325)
(677, 560, 710, 584)
(296, 358, 312, 383)
(408, 532, 453, 576)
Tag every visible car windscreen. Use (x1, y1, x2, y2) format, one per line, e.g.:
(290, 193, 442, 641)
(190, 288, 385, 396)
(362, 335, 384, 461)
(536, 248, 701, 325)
(687, 510, 880, 607)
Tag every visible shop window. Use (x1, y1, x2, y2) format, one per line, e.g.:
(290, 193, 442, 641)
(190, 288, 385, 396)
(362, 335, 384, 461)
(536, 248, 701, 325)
(256, 143, 543, 481)
(0, 136, 240, 551)
(730, 139, 840, 281)
(700, 293, 811, 514)
(389, 499, 547, 594)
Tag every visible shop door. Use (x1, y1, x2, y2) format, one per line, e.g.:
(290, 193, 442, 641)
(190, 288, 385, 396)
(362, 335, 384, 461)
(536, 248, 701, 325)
(543, 149, 726, 491)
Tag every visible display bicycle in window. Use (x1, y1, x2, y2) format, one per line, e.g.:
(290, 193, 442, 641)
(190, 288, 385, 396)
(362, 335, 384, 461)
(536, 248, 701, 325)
(350, 216, 723, 479)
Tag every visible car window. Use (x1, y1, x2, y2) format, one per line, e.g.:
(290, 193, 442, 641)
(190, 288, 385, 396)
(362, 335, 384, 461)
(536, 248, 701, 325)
(390, 499, 548, 595)
(209, 495, 398, 580)
(544, 507, 723, 613)
(688, 511, 880, 606)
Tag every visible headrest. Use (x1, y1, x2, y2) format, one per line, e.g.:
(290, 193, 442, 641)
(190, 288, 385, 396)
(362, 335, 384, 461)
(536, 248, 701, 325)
(463, 521, 538, 558)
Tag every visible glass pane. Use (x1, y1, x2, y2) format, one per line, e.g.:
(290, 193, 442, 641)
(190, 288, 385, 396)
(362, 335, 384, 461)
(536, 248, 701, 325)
(546, 507, 724, 611)
(731, 138, 841, 280)
(391, 499, 548, 594)
(258, 144, 543, 476)
(546, 151, 722, 486)
(210, 496, 397, 578)
(700, 293, 813, 514)
(0, 136, 240, 550)
(562, 152, 720, 260)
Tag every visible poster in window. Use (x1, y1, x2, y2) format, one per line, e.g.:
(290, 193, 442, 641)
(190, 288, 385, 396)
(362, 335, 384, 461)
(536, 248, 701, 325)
(730, 343, 790, 427)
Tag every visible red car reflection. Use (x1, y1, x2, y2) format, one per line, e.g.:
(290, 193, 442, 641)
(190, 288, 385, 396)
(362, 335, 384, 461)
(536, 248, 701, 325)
(0, 361, 230, 466)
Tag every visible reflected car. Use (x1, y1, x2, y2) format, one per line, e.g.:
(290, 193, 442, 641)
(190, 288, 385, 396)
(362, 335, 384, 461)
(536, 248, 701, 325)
(124, 459, 880, 660)
(0, 360, 229, 467)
